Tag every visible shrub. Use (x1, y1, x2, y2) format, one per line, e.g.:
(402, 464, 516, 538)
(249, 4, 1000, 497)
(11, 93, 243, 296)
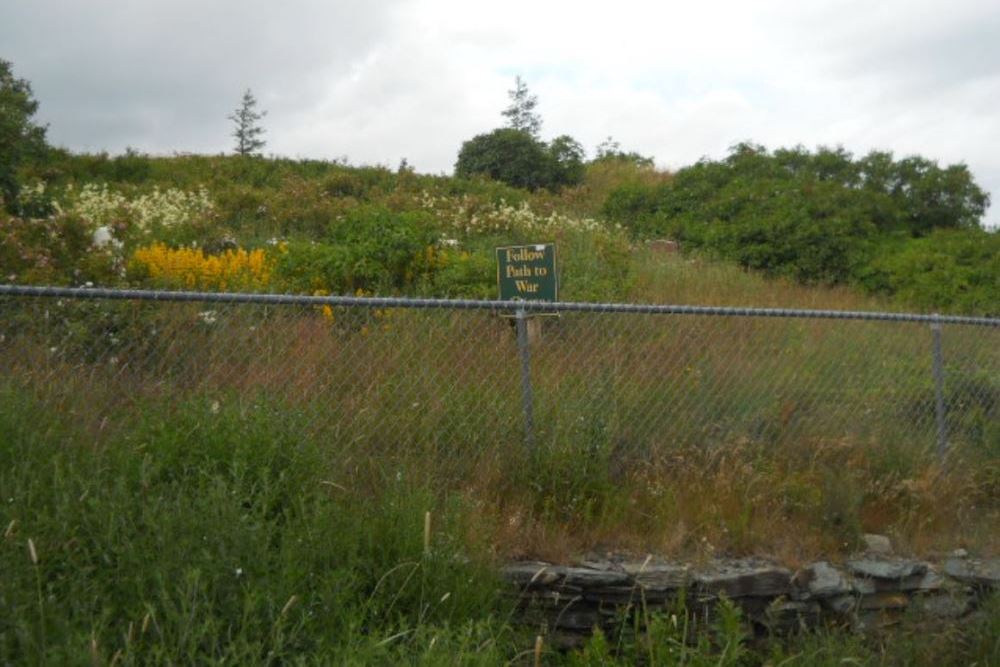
(454, 128, 585, 191)
(860, 229, 1000, 315)
(0, 210, 119, 285)
(274, 206, 441, 294)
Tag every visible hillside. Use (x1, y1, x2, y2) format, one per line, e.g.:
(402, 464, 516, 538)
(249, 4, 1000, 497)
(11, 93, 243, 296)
(2, 153, 998, 664)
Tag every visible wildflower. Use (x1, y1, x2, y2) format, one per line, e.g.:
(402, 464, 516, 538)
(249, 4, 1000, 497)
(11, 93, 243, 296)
(131, 244, 273, 291)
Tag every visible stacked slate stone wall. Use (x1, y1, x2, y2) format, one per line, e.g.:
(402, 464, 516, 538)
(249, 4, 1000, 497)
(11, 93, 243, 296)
(502, 540, 999, 648)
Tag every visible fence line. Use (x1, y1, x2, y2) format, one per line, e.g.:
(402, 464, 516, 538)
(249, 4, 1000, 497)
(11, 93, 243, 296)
(1, 284, 998, 463)
(2, 284, 998, 327)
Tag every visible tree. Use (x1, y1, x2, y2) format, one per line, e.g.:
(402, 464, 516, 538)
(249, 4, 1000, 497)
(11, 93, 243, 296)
(501, 76, 541, 137)
(546, 134, 586, 186)
(228, 89, 266, 156)
(455, 128, 549, 190)
(0, 59, 48, 211)
(594, 136, 654, 168)
(455, 129, 586, 191)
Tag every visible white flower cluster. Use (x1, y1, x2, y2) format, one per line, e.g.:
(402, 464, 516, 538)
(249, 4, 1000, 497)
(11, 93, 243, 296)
(16, 180, 49, 205)
(14, 180, 62, 216)
(418, 192, 606, 237)
(69, 183, 215, 231)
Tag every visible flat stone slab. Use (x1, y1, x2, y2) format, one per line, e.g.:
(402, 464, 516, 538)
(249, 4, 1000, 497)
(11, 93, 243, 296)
(560, 567, 631, 588)
(859, 592, 910, 611)
(502, 562, 561, 588)
(942, 558, 1000, 588)
(847, 558, 928, 580)
(794, 561, 851, 598)
(502, 563, 630, 588)
(622, 560, 690, 592)
(694, 560, 792, 598)
(914, 592, 972, 619)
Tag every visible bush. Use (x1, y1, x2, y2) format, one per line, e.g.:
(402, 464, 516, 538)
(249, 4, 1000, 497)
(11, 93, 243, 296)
(455, 128, 585, 192)
(860, 229, 1000, 315)
(274, 205, 441, 294)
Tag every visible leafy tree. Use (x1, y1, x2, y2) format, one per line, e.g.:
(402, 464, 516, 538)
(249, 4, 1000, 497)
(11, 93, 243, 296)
(455, 128, 549, 190)
(0, 59, 48, 211)
(546, 134, 586, 187)
(594, 136, 654, 168)
(501, 76, 541, 137)
(228, 89, 267, 156)
(455, 129, 585, 191)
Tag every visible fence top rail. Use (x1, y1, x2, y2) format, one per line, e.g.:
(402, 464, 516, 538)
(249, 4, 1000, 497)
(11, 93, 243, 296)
(2, 284, 998, 327)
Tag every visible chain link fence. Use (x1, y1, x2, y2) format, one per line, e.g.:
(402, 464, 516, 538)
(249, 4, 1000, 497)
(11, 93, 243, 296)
(1, 285, 998, 470)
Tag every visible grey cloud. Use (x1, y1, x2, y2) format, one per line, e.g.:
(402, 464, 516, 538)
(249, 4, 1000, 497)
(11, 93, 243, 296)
(1, 0, 404, 153)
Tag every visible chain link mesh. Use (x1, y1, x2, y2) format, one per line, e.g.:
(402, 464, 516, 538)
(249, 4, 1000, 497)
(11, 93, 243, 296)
(1, 289, 997, 470)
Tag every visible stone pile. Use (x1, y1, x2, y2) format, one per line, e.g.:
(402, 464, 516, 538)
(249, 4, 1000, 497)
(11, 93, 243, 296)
(502, 537, 999, 647)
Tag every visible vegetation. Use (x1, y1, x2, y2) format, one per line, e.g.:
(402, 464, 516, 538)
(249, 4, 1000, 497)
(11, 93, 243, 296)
(0, 59, 48, 212)
(602, 143, 997, 314)
(228, 88, 267, 157)
(0, 64, 997, 663)
(502, 75, 542, 137)
(455, 76, 586, 192)
(1, 383, 998, 664)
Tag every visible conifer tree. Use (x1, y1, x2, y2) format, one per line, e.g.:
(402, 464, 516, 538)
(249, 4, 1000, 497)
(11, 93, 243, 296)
(228, 88, 266, 156)
(501, 76, 541, 138)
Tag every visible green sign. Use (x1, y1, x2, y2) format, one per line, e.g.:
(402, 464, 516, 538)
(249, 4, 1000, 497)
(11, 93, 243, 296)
(496, 243, 557, 302)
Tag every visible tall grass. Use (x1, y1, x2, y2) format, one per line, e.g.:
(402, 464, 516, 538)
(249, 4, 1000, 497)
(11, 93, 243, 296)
(2, 383, 998, 663)
(2, 270, 997, 564)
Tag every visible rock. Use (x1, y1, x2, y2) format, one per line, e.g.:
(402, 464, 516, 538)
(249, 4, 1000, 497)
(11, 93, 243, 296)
(898, 570, 945, 592)
(622, 561, 690, 592)
(862, 534, 893, 555)
(694, 560, 792, 598)
(502, 562, 561, 588)
(794, 562, 851, 598)
(942, 558, 1000, 588)
(859, 592, 910, 611)
(856, 569, 944, 593)
(851, 577, 876, 595)
(824, 595, 858, 615)
(951, 548, 968, 558)
(521, 588, 583, 607)
(847, 558, 928, 581)
(577, 555, 619, 571)
(560, 567, 631, 588)
(914, 592, 972, 619)
(764, 600, 822, 630)
(581, 586, 642, 604)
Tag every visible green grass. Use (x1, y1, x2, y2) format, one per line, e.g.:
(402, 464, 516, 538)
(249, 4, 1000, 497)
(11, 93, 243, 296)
(3, 383, 999, 664)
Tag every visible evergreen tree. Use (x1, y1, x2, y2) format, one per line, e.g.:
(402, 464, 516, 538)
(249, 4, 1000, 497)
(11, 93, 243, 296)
(501, 76, 541, 137)
(228, 89, 266, 156)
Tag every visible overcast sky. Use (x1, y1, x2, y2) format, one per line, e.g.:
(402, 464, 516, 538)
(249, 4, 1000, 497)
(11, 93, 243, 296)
(2, 0, 999, 226)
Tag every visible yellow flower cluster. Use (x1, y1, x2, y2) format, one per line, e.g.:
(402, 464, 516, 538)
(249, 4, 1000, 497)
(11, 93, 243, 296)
(131, 243, 272, 291)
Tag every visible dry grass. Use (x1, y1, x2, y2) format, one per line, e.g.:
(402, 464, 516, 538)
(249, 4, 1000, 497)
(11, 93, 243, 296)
(1, 250, 996, 565)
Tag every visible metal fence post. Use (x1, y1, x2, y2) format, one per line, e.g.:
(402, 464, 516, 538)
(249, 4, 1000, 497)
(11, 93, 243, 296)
(515, 308, 536, 453)
(930, 316, 948, 459)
